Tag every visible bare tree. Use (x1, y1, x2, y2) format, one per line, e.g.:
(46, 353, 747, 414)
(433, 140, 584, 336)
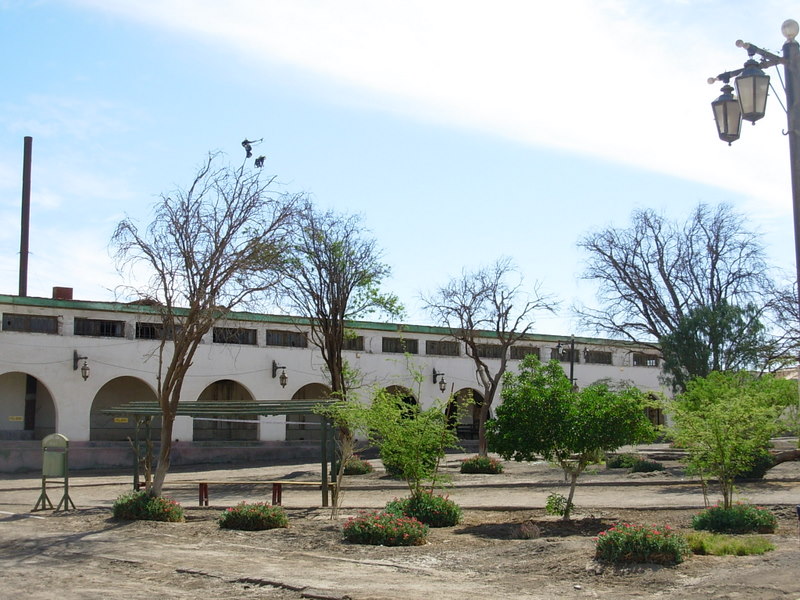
(423, 258, 557, 455)
(112, 152, 297, 496)
(576, 203, 775, 386)
(277, 202, 401, 398)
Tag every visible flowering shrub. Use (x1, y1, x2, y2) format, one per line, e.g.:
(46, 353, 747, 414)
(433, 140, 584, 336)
(460, 455, 504, 474)
(691, 503, 777, 534)
(545, 493, 574, 517)
(112, 491, 185, 522)
(342, 511, 428, 546)
(385, 492, 462, 527)
(218, 502, 288, 531)
(343, 456, 374, 475)
(595, 522, 690, 565)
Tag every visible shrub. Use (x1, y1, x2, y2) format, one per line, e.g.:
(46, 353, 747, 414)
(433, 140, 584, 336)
(630, 458, 665, 473)
(460, 455, 504, 474)
(386, 492, 462, 527)
(691, 503, 777, 534)
(595, 522, 690, 565)
(112, 491, 185, 522)
(343, 456, 374, 475)
(342, 511, 428, 546)
(605, 453, 640, 469)
(545, 493, 574, 517)
(687, 531, 775, 556)
(218, 502, 288, 531)
(735, 450, 775, 480)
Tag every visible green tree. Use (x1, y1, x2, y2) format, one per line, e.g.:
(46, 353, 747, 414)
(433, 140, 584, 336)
(669, 371, 793, 508)
(660, 301, 770, 391)
(487, 356, 655, 519)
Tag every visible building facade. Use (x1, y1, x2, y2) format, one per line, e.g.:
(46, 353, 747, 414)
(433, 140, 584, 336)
(0, 292, 667, 470)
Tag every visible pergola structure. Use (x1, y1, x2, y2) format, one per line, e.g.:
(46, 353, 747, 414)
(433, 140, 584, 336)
(103, 399, 338, 506)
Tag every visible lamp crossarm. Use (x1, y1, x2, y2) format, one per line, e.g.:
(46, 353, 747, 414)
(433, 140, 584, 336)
(736, 40, 783, 63)
(709, 57, 784, 85)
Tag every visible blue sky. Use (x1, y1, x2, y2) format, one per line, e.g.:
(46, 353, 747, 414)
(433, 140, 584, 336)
(0, 0, 796, 336)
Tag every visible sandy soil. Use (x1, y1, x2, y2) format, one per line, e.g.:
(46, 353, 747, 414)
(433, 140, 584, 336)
(2, 453, 800, 600)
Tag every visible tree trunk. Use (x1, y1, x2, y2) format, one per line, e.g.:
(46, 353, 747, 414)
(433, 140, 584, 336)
(150, 415, 174, 497)
(563, 471, 578, 521)
(477, 402, 490, 456)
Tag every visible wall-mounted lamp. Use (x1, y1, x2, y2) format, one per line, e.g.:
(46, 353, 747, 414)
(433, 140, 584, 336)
(272, 360, 288, 388)
(432, 368, 447, 393)
(73, 350, 90, 381)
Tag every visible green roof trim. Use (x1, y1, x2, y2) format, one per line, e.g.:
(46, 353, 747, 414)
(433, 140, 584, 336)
(0, 294, 650, 347)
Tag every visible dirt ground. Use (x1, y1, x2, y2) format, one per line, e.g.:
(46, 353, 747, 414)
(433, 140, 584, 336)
(2, 450, 800, 600)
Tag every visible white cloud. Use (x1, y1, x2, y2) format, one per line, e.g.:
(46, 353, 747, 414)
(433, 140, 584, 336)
(66, 0, 797, 222)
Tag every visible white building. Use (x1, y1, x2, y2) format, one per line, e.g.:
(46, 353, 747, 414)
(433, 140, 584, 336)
(0, 290, 667, 471)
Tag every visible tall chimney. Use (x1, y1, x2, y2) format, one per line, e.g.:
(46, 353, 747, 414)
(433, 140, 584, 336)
(19, 136, 32, 297)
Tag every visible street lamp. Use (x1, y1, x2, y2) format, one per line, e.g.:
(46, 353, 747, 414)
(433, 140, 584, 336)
(709, 19, 800, 340)
(555, 335, 577, 389)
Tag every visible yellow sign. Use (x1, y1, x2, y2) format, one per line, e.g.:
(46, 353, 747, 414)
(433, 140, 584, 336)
(114, 417, 129, 424)
(8, 416, 24, 422)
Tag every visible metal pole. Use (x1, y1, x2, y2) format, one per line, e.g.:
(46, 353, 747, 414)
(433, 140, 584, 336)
(19, 136, 32, 297)
(569, 335, 575, 387)
(785, 34, 800, 317)
(783, 33, 800, 435)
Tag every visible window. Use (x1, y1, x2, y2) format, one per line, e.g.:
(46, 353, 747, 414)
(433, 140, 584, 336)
(213, 327, 257, 345)
(551, 347, 580, 363)
(476, 344, 504, 359)
(510, 345, 540, 360)
(74, 317, 125, 338)
(265, 329, 307, 348)
(343, 335, 364, 351)
(584, 350, 613, 365)
(426, 340, 460, 356)
(2, 313, 58, 334)
(382, 337, 418, 354)
(135, 322, 182, 341)
(632, 353, 659, 367)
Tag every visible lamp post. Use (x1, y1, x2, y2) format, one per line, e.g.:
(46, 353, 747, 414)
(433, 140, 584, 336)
(556, 335, 577, 389)
(709, 19, 800, 321)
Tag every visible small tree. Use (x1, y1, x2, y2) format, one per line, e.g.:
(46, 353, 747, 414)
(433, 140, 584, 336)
(423, 257, 557, 455)
(112, 152, 297, 496)
(669, 371, 789, 508)
(487, 356, 655, 519)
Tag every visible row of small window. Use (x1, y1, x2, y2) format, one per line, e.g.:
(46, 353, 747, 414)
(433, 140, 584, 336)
(1, 313, 660, 366)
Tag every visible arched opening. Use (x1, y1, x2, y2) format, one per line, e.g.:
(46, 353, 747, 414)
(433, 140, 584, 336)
(0, 372, 56, 440)
(286, 383, 331, 442)
(384, 385, 420, 417)
(447, 388, 484, 440)
(193, 379, 257, 442)
(90, 376, 159, 441)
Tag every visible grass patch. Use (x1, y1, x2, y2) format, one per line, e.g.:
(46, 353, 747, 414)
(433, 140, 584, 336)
(687, 531, 775, 556)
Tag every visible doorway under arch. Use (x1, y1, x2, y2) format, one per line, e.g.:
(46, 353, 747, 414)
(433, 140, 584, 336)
(193, 379, 257, 442)
(0, 371, 55, 440)
(286, 383, 331, 442)
(90, 376, 159, 441)
(447, 388, 484, 440)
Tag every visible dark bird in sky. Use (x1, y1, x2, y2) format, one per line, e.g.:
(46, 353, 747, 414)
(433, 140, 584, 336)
(254, 156, 265, 168)
(241, 138, 262, 158)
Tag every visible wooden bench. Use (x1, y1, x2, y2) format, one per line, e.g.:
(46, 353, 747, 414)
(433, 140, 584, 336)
(135, 480, 336, 506)
(194, 480, 334, 507)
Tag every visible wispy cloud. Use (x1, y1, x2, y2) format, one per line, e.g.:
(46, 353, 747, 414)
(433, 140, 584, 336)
(69, 0, 796, 219)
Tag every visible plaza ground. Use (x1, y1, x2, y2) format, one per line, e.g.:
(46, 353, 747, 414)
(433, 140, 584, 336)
(1, 446, 799, 599)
